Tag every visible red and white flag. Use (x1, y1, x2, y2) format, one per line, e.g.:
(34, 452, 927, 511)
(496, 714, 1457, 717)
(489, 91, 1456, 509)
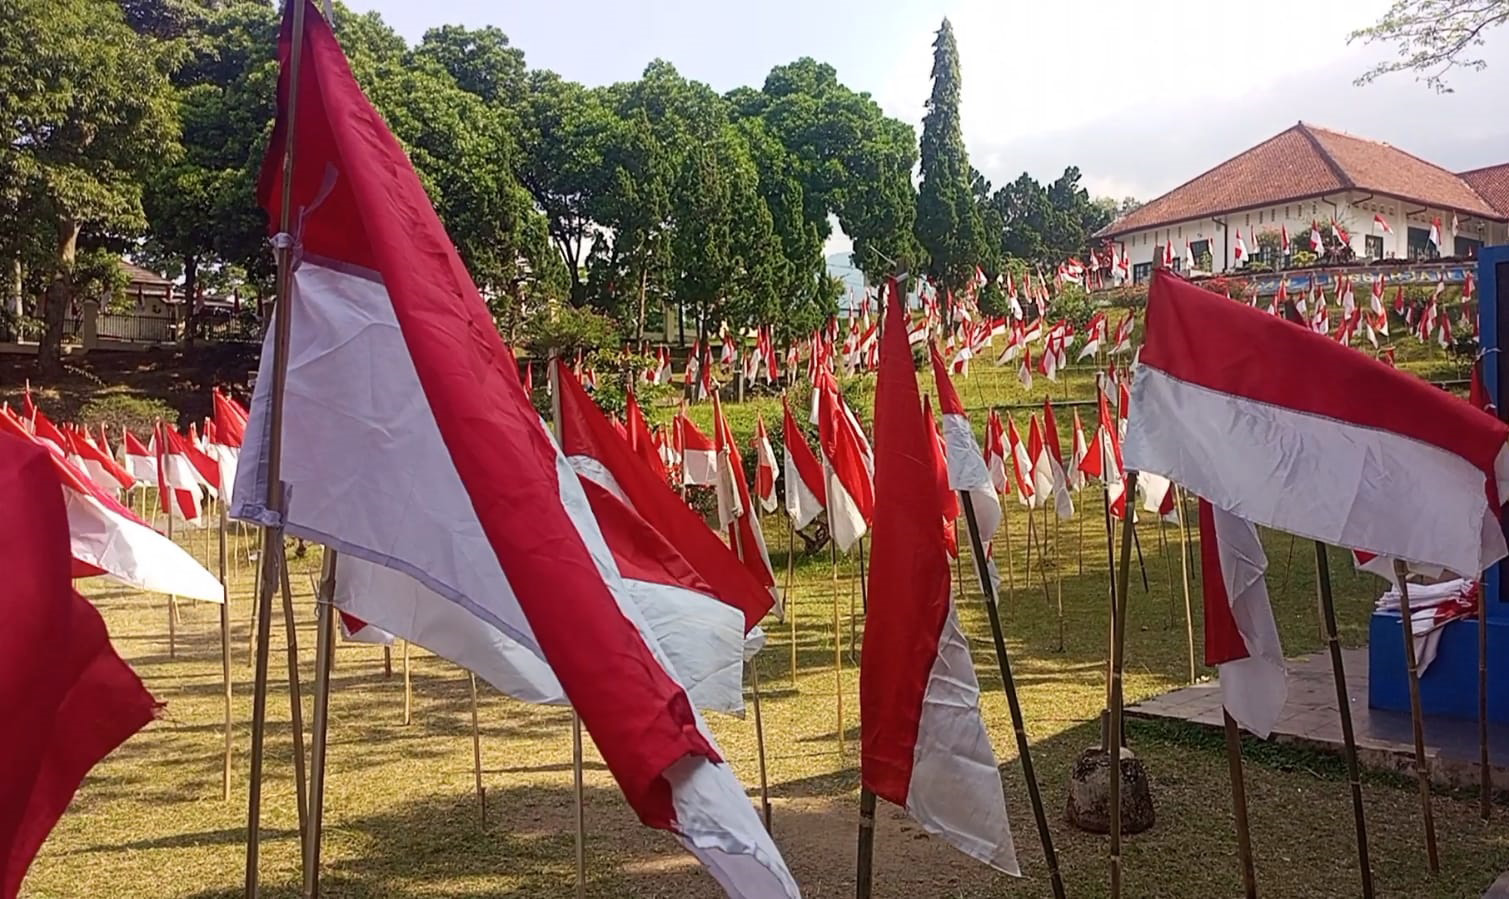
(232, 10, 797, 893)
(929, 339, 1002, 546)
(624, 389, 669, 483)
(1017, 345, 1033, 391)
(752, 414, 778, 514)
(122, 429, 156, 486)
(1428, 216, 1442, 249)
(814, 371, 874, 553)
(1040, 398, 1075, 519)
(1233, 229, 1246, 262)
(1199, 498, 1286, 736)
(780, 397, 826, 530)
(1125, 270, 1509, 579)
(1280, 223, 1290, 253)
(1006, 417, 1036, 509)
(1373, 213, 1393, 234)
(1068, 409, 1089, 492)
(712, 392, 780, 616)
(0, 432, 159, 899)
(923, 395, 961, 558)
(154, 423, 204, 524)
(677, 412, 719, 487)
(985, 409, 1009, 497)
(1310, 223, 1324, 252)
(861, 277, 1020, 875)
(1111, 313, 1134, 354)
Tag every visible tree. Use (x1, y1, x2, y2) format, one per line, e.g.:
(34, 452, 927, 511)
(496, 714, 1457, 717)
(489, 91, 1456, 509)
(1351, 0, 1509, 91)
(1, 0, 180, 374)
(915, 19, 985, 295)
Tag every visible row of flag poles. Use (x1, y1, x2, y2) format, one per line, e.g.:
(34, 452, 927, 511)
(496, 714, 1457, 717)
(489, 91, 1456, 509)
(6, 2, 1503, 897)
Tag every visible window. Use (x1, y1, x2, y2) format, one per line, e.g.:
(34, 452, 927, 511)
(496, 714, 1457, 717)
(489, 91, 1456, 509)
(1365, 235, 1384, 260)
(1133, 262, 1152, 284)
(1455, 236, 1482, 257)
(1190, 239, 1211, 270)
(1407, 226, 1436, 260)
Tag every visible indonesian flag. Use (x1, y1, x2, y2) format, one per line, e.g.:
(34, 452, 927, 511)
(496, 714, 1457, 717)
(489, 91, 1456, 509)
(712, 393, 780, 616)
(68, 426, 133, 492)
(122, 430, 156, 486)
(985, 410, 1009, 496)
(1373, 213, 1393, 234)
(1078, 389, 1126, 518)
(1162, 241, 1174, 268)
(1198, 498, 1286, 737)
(1138, 471, 1180, 522)
(1125, 270, 1509, 579)
(657, 346, 673, 384)
(1018, 345, 1033, 391)
(1068, 409, 1089, 491)
(211, 388, 249, 498)
(154, 423, 203, 524)
(929, 338, 1002, 546)
(29, 407, 68, 456)
(1027, 415, 1053, 508)
(1370, 276, 1385, 315)
(685, 340, 701, 390)
(1006, 417, 1036, 508)
(624, 389, 669, 483)
(1040, 398, 1075, 519)
(861, 276, 1020, 875)
(234, 10, 797, 893)
(1078, 312, 1107, 361)
(1310, 223, 1323, 252)
(1428, 216, 1442, 249)
(1280, 223, 1290, 253)
(0, 432, 159, 899)
(923, 395, 961, 557)
(815, 371, 874, 553)
(1111, 312, 1134, 354)
(0, 412, 222, 602)
(752, 414, 778, 514)
(1233, 229, 1246, 262)
(780, 397, 826, 530)
(677, 412, 719, 487)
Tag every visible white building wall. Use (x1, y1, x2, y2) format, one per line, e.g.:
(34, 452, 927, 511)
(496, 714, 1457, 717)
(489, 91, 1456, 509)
(1112, 191, 1507, 280)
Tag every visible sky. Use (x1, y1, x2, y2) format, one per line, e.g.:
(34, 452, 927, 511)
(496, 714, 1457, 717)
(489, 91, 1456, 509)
(350, 0, 1509, 258)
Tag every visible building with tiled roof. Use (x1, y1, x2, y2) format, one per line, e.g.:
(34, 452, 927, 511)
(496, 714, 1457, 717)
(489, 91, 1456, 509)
(1096, 122, 1509, 282)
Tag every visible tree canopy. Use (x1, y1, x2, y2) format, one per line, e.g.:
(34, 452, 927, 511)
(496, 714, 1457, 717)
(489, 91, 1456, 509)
(1351, 0, 1509, 91)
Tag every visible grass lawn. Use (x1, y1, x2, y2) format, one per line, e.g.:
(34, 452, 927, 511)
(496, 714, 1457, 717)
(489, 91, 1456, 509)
(21, 480, 1509, 899)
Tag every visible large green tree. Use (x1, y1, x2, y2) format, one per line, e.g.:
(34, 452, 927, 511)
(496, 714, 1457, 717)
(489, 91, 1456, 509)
(915, 19, 985, 295)
(1, 0, 181, 374)
(1351, 0, 1509, 90)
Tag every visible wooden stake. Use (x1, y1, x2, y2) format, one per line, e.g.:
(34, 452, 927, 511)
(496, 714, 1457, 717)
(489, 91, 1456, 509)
(1158, 514, 1174, 627)
(382, 645, 392, 678)
(1101, 486, 1117, 752)
(402, 640, 412, 725)
(278, 548, 310, 848)
(1077, 489, 1085, 576)
(961, 491, 1067, 899)
(1391, 562, 1440, 873)
(787, 515, 798, 690)
(1314, 542, 1374, 898)
(245, 3, 309, 891)
(1176, 488, 1196, 684)
(1109, 471, 1138, 899)
(1481, 573, 1492, 820)
(751, 659, 772, 830)
(469, 672, 486, 825)
(302, 548, 337, 899)
(855, 786, 877, 899)
(1223, 709, 1258, 899)
(218, 503, 234, 801)
(1053, 510, 1065, 652)
(165, 479, 177, 660)
(572, 711, 587, 899)
(830, 524, 844, 756)
(1002, 498, 1017, 604)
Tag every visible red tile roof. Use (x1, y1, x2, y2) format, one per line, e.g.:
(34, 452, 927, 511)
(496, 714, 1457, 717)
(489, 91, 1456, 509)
(1460, 163, 1509, 217)
(1097, 122, 1507, 238)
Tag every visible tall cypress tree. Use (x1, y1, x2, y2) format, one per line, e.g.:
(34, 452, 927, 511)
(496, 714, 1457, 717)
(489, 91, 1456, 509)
(915, 18, 985, 294)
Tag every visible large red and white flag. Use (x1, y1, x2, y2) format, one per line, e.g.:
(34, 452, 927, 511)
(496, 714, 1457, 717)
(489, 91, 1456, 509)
(862, 275, 1019, 875)
(1040, 399, 1075, 519)
(232, 10, 796, 893)
(623, 389, 669, 483)
(712, 392, 780, 616)
(928, 340, 1001, 543)
(210, 388, 249, 498)
(154, 423, 204, 524)
(752, 414, 778, 514)
(0, 432, 159, 899)
(1199, 499, 1286, 737)
(814, 371, 874, 552)
(781, 397, 826, 530)
(66, 426, 133, 493)
(677, 411, 719, 487)
(1125, 270, 1509, 578)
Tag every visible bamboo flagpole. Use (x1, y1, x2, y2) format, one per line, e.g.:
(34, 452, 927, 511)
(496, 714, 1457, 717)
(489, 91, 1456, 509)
(278, 545, 310, 840)
(787, 516, 798, 690)
(1481, 575, 1492, 820)
(303, 548, 338, 899)
(245, 1, 310, 891)
(1002, 496, 1016, 605)
(1391, 562, 1440, 872)
(1158, 512, 1175, 627)
(1100, 486, 1117, 752)
(855, 786, 877, 899)
(469, 672, 486, 824)
(572, 711, 587, 899)
(960, 491, 1066, 899)
(1053, 509, 1065, 652)
(829, 505, 843, 756)
(1176, 487, 1196, 684)
(1108, 471, 1138, 899)
(402, 640, 412, 725)
(218, 502, 234, 801)
(1223, 709, 1258, 899)
(1315, 542, 1375, 898)
(729, 526, 772, 829)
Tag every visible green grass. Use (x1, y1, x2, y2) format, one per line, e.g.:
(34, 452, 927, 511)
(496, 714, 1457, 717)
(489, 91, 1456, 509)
(23, 485, 1509, 899)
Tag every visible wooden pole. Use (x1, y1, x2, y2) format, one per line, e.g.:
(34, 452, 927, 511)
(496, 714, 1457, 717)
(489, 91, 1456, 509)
(730, 526, 772, 830)
(787, 515, 798, 690)
(469, 672, 486, 825)
(1481, 575, 1492, 820)
(302, 548, 338, 899)
(1158, 514, 1174, 627)
(165, 471, 177, 660)
(402, 640, 412, 725)
(1077, 489, 1085, 576)
(1176, 489, 1196, 684)
(961, 491, 1067, 898)
(572, 711, 587, 899)
(1314, 542, 1374, 898)
(218, 503, 233, 801)
(830, 504, 844, 756)
(1108, 471, 1138, 899)
(278, 548, 310, 848)
(246, 0, 308, 890)
(383, 645, 392, 678)
(1053, 510, 1064, 652)
(1223, 709, 1258, 899)
(1002, 499, 1017, 605)
(249, 521, 261, 667)
(1101, 486, 1117, 752)
(855, 786, 877, 899)
(1391, 562, 1440, 873)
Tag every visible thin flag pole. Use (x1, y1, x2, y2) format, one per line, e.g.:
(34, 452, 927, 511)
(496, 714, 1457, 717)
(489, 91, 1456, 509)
(1481, 570, 1492, 821)
(1176, 487, 1196, 684)
(249, 521, 261, 667)
(162, 432, 177, 661)
(1223, 709, 1258, 899)
(402, 640, 412, 725)
(1053, 509, 1064, 652)
(1108, 470, 1139, 899)
(278, 546, 310, 846)
(1391, 562, 1440, 872)
(302, 548, 338, 899)
(729, 527, 772, 830)
(469, 672, 486, 824)
(1131, 517, 1150, 592)
(382, 644, 392, 678)
(1002, 496, 1016, 605)
(219, 502, 234, 801)
(960, 491, 1066, 899)
(1077, 486, 1085, 576)
(786, 515, 797, 690)
(1158, 512, 1174, 627)
(1315, 542, 1374, 898)
(1100, 485, 1117, 752)
(246, 0, 310, 892)
(855, 786, 877, 899)
(828, 503, 844, 756)
(1025, 503, 1036, 588)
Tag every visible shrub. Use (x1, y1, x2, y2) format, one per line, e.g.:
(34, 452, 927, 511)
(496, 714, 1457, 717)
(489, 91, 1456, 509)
(79, 394, 177, 435)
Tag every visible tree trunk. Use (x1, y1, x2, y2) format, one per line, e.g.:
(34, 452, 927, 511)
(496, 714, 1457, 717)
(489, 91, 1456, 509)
(182, 253, 200, 347)
(38, 219, 79, 378)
